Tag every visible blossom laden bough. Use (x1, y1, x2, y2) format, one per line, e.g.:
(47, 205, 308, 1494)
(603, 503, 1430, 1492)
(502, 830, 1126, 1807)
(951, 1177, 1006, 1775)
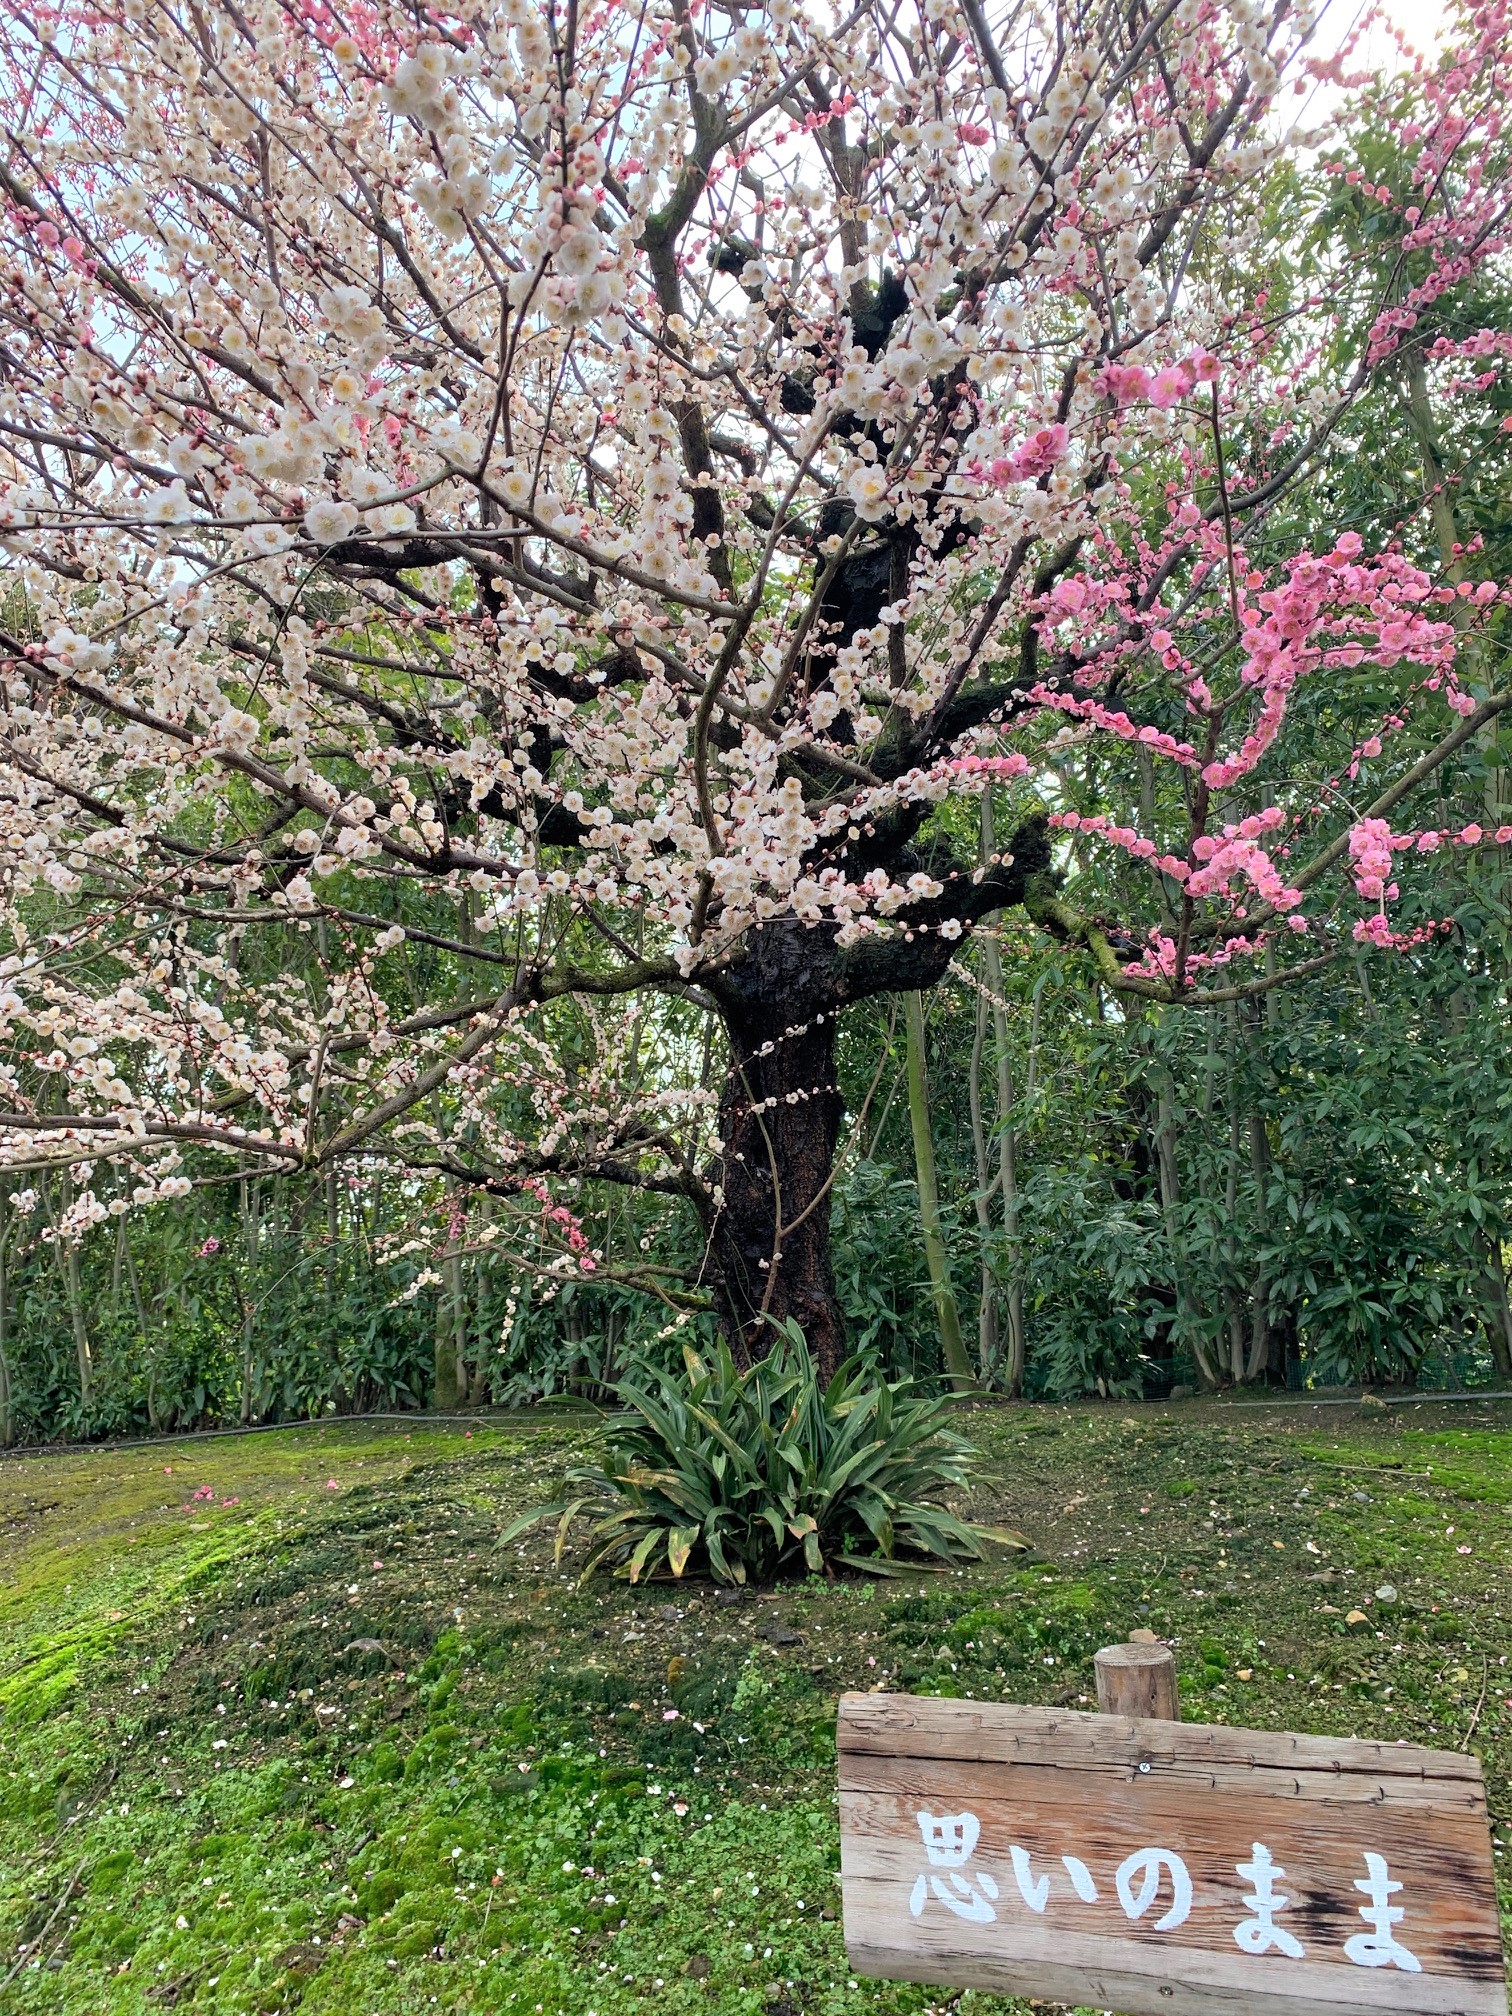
(0, 0, 1509, 1370)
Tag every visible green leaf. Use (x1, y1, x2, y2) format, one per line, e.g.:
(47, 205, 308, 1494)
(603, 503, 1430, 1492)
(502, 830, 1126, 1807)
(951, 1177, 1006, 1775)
(667, 1524, 699, 1578)
(626, 1528, 664, 1585)
(497, 1503, 561, 1548)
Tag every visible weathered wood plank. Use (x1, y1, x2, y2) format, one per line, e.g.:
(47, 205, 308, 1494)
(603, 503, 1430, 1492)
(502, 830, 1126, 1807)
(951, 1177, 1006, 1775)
(840, 1743, 1492, 1815)
(837, 1694, 1507, 2016)
(842, 1783, 1504, 1974)
(838, 1693, 1484, 1780)
(844, 1920, 1506, 2016)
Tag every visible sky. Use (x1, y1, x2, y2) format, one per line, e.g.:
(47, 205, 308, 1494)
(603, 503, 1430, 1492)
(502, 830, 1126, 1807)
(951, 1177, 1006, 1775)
(1287, 0, 1452, 140)
(1340, 0, 1451, 68)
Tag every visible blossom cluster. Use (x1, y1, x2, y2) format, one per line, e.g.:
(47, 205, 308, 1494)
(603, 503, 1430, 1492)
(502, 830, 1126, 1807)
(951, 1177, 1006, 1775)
(0, 0, 1506, 1250)
(1347, 817, 1512, 941)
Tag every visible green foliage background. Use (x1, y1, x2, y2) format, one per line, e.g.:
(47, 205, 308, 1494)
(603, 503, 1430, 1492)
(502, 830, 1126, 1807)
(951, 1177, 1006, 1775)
(4, 81, 1512, 1440)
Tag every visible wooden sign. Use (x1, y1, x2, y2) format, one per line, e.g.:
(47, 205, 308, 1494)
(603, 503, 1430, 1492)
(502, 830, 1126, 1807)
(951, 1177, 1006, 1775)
(838, 1693, 1508, 2016)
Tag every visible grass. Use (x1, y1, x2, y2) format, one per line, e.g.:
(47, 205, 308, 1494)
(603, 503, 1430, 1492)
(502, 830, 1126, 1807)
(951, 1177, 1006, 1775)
(1, 1398, 1509, 2015)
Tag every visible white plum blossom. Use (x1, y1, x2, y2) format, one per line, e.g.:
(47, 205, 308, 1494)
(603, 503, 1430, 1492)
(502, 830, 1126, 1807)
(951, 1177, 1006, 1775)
(847, 464, 891, 521)
(303, 498, 364, 545)
(44, 627, 114, 674)
(218, 484, 261, 523)
(555, 227, 603, 278)
(142, 480, 195, 523)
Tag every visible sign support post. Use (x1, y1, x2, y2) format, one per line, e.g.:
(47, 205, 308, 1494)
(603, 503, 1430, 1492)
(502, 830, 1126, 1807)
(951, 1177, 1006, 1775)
(1094, 1634, 1180, 1723)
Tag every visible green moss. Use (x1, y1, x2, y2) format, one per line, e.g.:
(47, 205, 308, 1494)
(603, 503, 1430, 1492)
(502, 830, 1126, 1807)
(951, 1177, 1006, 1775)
(1, 1402, 1509, 2014)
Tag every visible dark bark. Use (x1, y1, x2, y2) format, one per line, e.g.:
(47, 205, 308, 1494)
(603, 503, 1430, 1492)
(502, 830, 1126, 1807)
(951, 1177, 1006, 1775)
(710, 925, 846, 1376)
(1267, 1301, 1301, 1388)
(706, 818, 1051, 1380)
(1476, 1228, 1512, 1380)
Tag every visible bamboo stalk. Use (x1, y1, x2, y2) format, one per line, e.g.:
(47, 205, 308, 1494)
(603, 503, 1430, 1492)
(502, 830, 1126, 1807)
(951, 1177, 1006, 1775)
(978, 793, 1025, 1393)
(968, 954, 1001, 1382)
(903, 990, 973, 1388)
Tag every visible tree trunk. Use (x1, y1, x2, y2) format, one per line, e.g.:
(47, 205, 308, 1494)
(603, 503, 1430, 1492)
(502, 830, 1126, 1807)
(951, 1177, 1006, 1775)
(433, 1189, 467, 1409)
(1476, 1228, 1512, 1380)
(1224, 1003, 1246, 1385)
(968, 976, 1001, 1381)
(121, 1218, 149, 1333)
(904, 990, 973, 1388)
(325, 1167, 340, 1309)
(55, 1171, 93, 1414)
(1269, 1302, 1301, 1389)
(0, 1185, 12, 1447)
(1245, 1111, 1274, 1382)
(115, 1209, 155, 1427)
(1150, 1056, 1218, 1390)
(709, 930, 846, 1378)
(239, 1176, 261, 1424)
(445, 1238, 468, 1400)
(973, 790, 1025, 1393)
(469, 1193, 492, 1406)
(1237, 996, 1279, 1384)
(987, 952, 1026, 1397)
(706, 828, 1050, 1384)
(433, 1272, 462, 1408)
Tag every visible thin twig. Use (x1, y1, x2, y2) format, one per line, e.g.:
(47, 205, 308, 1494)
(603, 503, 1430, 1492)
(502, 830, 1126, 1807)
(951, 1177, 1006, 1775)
(1461, 1652, 1490, 1753)
(0, 1858, 87, 1991)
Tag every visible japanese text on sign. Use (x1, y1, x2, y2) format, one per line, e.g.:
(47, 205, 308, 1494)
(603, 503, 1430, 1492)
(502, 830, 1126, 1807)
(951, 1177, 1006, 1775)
(909, 1807, 1422, 1971)
(838, 1694, 1508, 2016)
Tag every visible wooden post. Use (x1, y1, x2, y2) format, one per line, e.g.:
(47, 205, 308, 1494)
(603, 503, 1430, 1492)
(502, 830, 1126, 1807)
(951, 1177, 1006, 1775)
(1093, 1635, 1179, 1721)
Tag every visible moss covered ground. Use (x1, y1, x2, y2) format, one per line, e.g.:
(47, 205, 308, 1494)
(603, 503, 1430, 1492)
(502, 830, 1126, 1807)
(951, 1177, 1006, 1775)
(1, 1399, 1509, 2015)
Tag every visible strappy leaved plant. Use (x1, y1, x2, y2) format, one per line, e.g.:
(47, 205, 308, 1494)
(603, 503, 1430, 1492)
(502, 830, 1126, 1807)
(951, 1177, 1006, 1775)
(501, 1324, 1024, 1584)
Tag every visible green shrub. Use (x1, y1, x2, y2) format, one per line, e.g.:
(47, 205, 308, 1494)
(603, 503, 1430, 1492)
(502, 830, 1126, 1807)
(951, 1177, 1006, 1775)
(502, 1323, 1023, 1585)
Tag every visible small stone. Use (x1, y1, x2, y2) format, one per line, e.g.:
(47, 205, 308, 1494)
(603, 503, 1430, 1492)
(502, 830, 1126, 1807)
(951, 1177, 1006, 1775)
(1345, 1609, 1370, 1630)
(1352, 1490, 1372, 1504)
(763, 1983, 784, 2004)
(758, 1622, 801, 1647)
(1236, 1668, 1253, 1681)
(1374, 1584, 1398, 1605)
